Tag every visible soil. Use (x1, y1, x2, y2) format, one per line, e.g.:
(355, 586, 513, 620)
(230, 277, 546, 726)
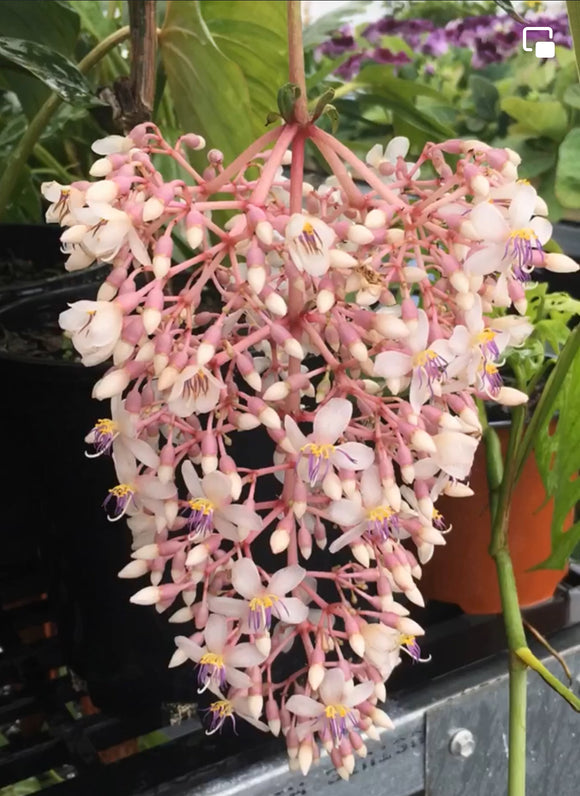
(0, 255, 61, 287)
(0, 314, 78, 362)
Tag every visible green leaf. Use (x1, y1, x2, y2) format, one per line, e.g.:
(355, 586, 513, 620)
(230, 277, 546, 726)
(0, 0, 80, 119)
(563, 82, 580, 109)
(354, 90, 454, 140)
(302, 2, 362, 50)
(534, 337, 580, 569)
(469, 75, 499, 121)
(160, 0, 287, 165)
(555, 127, 580, 208)
(492, 0, 525, 23)
(0, 36, 94, 105)
(501, 97, 568, 141)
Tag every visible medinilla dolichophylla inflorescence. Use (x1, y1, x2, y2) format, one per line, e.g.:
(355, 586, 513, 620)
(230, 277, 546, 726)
(42, 119, 578, 779)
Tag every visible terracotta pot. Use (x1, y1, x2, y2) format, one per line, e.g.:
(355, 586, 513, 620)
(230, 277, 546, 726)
(420, 425, 570, 614)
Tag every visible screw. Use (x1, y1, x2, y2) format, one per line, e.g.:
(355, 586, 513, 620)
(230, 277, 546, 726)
(449, 729, 476, 758)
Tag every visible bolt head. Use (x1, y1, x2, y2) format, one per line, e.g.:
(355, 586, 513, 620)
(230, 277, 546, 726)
(449, 728, 476, 758)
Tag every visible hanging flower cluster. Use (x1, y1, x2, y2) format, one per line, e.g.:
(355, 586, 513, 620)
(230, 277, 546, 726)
(42, 119, 578, 779)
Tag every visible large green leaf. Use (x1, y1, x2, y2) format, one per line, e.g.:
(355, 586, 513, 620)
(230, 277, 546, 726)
(501, 97, 568, 141)
(534, 342, 580, 569)
(555, 127, 580, 208)
(0, 0, 80, 119)
(160, 0, 287, 166)
(0, 37, 94, 105)
(469, 75, 499, 122)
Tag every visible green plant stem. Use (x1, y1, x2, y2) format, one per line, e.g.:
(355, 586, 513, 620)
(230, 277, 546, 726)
(487, 408, 528, 796)
(33, 144, 74, 183)
(0, 25, 131, 220)
(287, 1, 309, 125)
(514, 323, 580, 483)
(516, 647, 580, 710)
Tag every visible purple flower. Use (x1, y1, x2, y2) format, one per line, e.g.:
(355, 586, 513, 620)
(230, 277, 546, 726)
(370, 48, 412, 66)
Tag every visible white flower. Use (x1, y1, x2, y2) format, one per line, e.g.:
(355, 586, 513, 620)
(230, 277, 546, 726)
(91, 134, 135, 155)
(59, 299, 123, 366)
(182, 460, 261, 542)
(413, 432, 479, 481)
(286, 214, 336, 276)
(328, 466, 400, 552)
(72, 201, 151, 266)
(446, 295, 510, 386)
(373, 309, 453, 411)
(175, 614, 264, 692)
(105, 444, 176, 523)
(464, 184, 552, 278)
(285, 668, 374, 744)
(41, 181, 84, 225)
(208, 558, 309, 632)
(85, 395, 158, 465)
(284, 398, 374, 486)
(166, 365, 223, 416)
(366, 136, 419, 184)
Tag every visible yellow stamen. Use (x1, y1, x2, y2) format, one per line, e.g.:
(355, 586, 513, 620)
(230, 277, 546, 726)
(303, 222, 315, 235)
(508, 228, 535, 242)
(413, 348, 438, 367)
(432, 509, 443, 522)
(300, 442, 335, 459)
(108, 483, 133, 497)
(484, 362, 498, 375)
(249, 594, 279, 612)
(95, 418, 118, 435)
(368, 506, 395, 522)
(399, 634, 416, 647)
(209, 699, 232, 717)
(324, 704, 349, 719)
(517, 178, 531, 185)
(188, 497, 214, 514)
(475, 329, 496, 345)
(199, 652, 225, 668)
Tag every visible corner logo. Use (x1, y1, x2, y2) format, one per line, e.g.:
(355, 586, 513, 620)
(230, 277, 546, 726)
(522, 26, 555, 58)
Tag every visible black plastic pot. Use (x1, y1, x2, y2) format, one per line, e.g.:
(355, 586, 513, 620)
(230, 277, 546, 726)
(0, 286, 195, 716)
(0, 224, 105, 305)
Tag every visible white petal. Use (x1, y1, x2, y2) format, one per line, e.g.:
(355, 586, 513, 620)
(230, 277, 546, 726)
(219, 504, 262, 533)
(225, 666, 253, 689)
(373, 351, 412, 378)
(470, 202, 509, 241)
(313, 398, 352, 443)
(231, 558, 262, 599)
(174, 636, 204, 663)
(269, 565, 306, 597)
(286, 694, 325, 718)
(360, 466, 383, 507)
(207, 595, 248, 619)
(225, 642, 265, 668)
(204, 614, 228, 653)
(284, 415, 308, 453)
(345, 681, 375, 707)
(201, 471, 232, 506)
(508, 184, 536, 230)
(275, 597, 309, 624)
(182, 459, 202, 497)
(319, 668, 345, 705)
(530, 216, 552, 245)
(333, 442, 374, 471)
(385, 136, 410, 161)
(328, 499, 366, 527)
